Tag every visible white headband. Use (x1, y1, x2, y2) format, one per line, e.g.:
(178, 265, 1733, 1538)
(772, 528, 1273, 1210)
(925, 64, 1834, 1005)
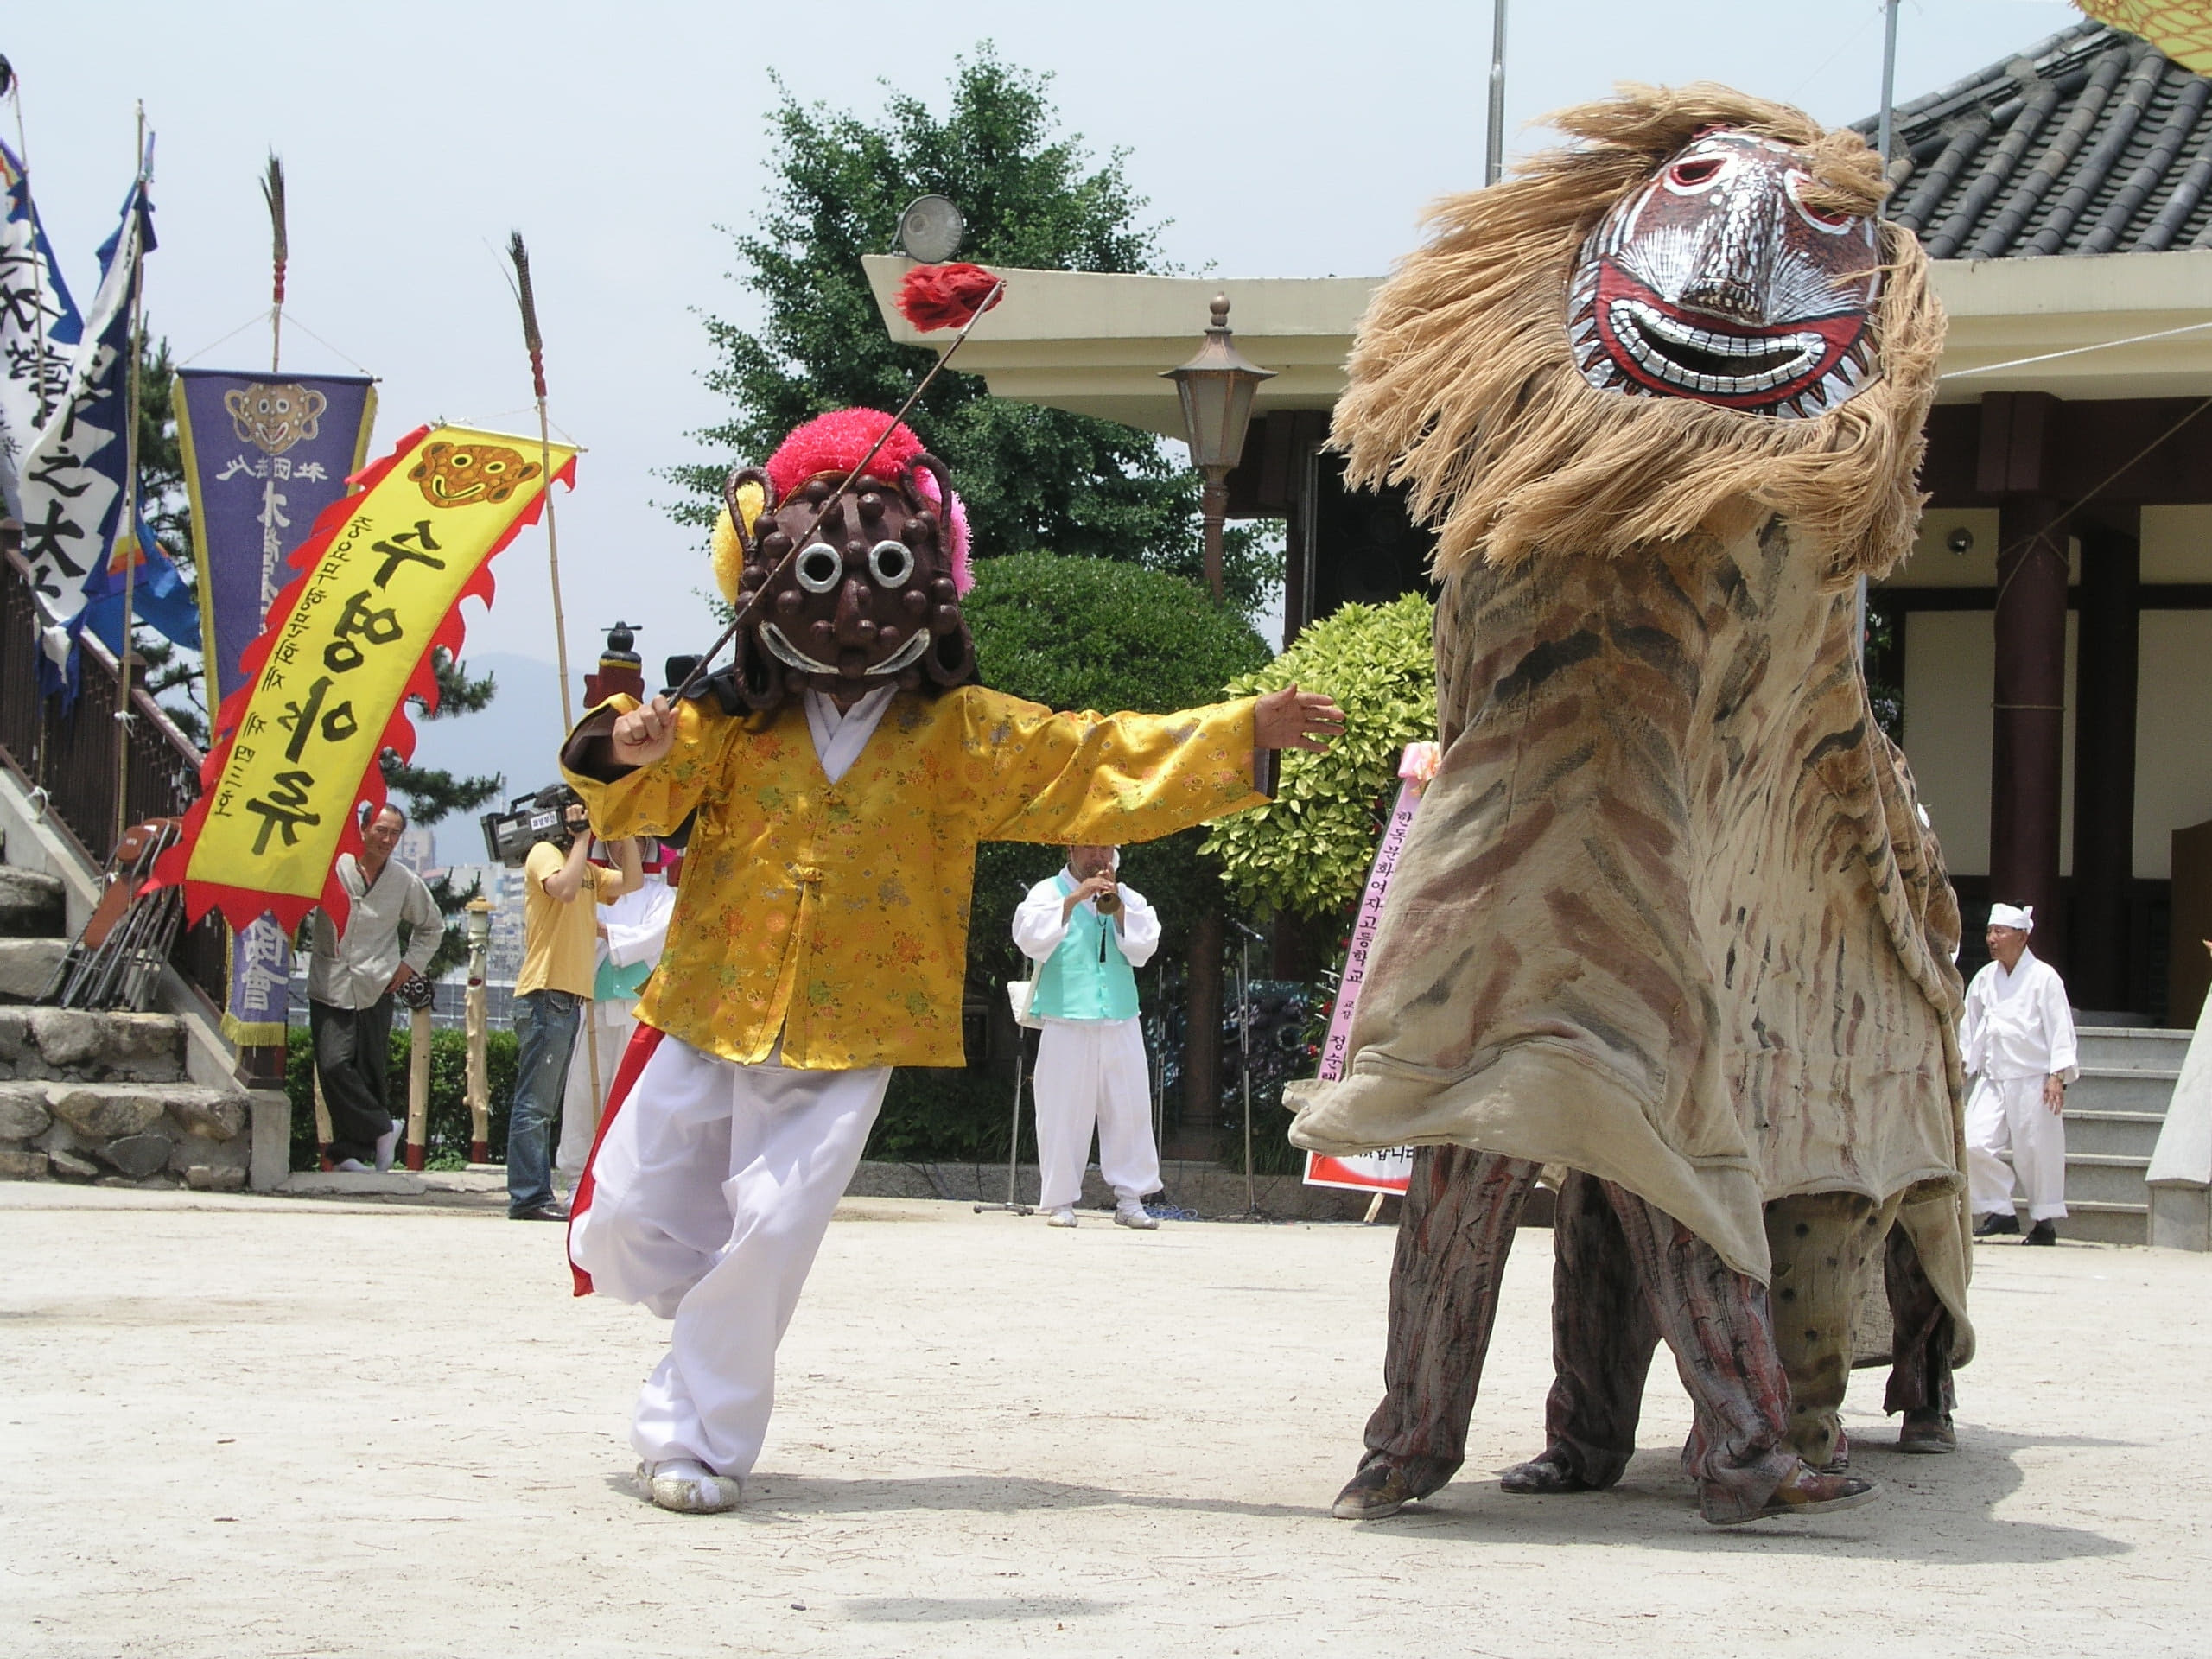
(1988, 902, 2034, 933)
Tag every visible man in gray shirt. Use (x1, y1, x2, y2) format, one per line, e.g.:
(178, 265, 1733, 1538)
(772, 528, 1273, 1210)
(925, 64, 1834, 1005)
(307, 804, 442, 1172)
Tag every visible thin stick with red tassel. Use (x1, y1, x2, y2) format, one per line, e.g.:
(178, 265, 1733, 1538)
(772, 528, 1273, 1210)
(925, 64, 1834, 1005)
(674, 262, 1004, 702)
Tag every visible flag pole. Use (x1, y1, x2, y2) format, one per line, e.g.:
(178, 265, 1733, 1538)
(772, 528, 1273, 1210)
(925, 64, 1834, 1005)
(505, 230, 599, 1125)
(114, 105, 149, 852)
(263, 152, 285, 373)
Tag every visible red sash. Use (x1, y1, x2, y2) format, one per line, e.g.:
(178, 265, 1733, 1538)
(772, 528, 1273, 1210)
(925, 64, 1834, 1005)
(565, 1020, 669, 1297)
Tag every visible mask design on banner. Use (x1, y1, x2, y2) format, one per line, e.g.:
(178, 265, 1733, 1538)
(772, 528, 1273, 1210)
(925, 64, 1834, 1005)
(1568, 129, 1881, 420)
(224, 381, 328, 454)
(409, 440, 542, 508)
(712, 409, 976, 711)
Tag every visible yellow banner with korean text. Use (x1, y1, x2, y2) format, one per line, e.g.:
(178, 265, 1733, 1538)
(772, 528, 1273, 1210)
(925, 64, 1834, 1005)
(154, 423, 576, 934)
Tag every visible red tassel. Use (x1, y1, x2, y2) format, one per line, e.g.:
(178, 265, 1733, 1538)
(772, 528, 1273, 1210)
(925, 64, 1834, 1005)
(895, 262, 1005, 333)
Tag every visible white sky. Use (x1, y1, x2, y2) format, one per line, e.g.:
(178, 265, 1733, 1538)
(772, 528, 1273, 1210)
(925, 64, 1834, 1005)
(8, 0, 2082, 690)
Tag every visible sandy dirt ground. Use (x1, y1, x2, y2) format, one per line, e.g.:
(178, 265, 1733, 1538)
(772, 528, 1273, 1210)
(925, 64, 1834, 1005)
(2, 1184, 2208, 1659)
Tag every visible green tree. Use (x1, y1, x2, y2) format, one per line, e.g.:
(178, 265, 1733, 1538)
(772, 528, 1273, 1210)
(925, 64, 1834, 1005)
(1204, 594, 1439, 919)
(666, 45, 1274, 613)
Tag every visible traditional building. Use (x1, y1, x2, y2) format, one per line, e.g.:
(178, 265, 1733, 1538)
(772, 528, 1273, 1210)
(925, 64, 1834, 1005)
(868, 19, 2212, 1023)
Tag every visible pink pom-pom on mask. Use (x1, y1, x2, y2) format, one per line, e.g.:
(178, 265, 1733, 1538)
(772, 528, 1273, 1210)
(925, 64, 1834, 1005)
(763, 408, 925, 500)
(911, 469, 974, 595)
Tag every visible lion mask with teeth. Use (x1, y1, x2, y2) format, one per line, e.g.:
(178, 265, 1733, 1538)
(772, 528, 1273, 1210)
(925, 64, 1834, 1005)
(706, 409, 976, 712)
(1333, 83, 1940, 585)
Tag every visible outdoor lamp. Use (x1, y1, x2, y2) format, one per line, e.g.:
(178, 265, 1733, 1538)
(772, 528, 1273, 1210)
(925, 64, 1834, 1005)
(1163, 295, 1274, 603)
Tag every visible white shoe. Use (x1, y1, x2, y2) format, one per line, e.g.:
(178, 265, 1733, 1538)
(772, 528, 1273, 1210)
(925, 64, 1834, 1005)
(638, 1459, 742, 1514)
(332, 1157, 371, 1173)
(1115, 1204, 1159, 1230)
(1046, 1206, 1078, 1228)
(373, 1126, 399, 1173)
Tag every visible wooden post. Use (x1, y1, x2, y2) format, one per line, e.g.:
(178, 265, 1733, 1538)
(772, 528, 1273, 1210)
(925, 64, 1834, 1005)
(2073, 516, 2140, 1011)
(404, 1003, 432, 1172)
(1980, 392, 2070, 969)
(311, 1066, 333, 1170)
(1991, 493, 2071, 970)
(465, 896, 492, 1163)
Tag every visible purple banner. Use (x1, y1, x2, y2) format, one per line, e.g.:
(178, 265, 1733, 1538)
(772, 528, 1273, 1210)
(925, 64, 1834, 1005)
(174, 369, 376, 721)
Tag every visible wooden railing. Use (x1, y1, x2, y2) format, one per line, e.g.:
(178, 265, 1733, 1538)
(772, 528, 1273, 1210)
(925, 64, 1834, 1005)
(0, 537, 228, 1015)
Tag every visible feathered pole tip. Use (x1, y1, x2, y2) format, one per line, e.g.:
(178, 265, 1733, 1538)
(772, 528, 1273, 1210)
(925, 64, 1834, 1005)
(896, 262, 1005, 333)
(262, 153, 287, 298)
(508, 229, 546, 400)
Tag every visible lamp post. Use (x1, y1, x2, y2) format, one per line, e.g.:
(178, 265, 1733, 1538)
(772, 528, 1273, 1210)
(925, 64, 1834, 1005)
(1163, 295, 1274, 604)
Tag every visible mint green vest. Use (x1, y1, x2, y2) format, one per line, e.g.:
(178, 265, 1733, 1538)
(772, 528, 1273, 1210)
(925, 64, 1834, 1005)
(1030, 874, 1140, 1021)
(594, 956, 653, 1003)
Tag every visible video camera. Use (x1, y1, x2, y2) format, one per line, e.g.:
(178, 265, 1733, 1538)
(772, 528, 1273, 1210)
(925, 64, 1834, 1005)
(480, 784, 583, 868)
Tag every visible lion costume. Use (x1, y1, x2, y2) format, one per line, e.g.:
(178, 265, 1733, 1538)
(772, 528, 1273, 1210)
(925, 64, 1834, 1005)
(1290, 86, 1972, 1522)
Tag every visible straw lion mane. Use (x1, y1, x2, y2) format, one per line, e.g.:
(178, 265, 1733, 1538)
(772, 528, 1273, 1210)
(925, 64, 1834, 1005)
(1333, 85, 1942, 582)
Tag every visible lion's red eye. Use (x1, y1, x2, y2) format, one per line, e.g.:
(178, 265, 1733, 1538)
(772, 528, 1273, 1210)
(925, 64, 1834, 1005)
(1669, 157, 1725, 188)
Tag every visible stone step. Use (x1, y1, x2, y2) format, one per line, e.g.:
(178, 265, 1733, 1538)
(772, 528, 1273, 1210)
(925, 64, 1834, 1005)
(2061, 1154, 2155, 1208)
(0, 1005, 188, 1082)
(0, 868, 65, 940)
(2070, 1066, 2179, 1116)
(2065, 1109, 2168, 1158)
(2075, 1027, 2193, 1071)
(0, 938, 63, 1002)
(0, 1078, 254, 1188)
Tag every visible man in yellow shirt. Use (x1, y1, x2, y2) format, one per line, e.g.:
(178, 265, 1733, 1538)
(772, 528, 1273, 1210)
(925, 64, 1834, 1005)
(556, 408, 1344, 1514)
(507, 791, 640, 1222)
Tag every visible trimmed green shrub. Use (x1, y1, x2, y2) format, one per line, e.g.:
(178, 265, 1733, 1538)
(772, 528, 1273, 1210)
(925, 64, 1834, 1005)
(1204, 594, 1437, 919)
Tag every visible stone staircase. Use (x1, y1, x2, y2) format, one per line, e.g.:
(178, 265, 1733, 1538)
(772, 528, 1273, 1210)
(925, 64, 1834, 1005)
(2040, 1025, 2190, 1245)
(0, 863, 282, 1191)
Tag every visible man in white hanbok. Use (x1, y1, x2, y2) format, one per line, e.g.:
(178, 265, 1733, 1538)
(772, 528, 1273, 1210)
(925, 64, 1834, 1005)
(1961, 902, 2077, 1245)
(556, 841, 677, 1183)
(1013, 845, 1164, 1230)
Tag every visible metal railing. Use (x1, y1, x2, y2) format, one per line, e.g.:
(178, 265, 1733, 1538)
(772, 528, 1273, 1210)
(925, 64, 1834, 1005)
(0, 537, 228, 1016)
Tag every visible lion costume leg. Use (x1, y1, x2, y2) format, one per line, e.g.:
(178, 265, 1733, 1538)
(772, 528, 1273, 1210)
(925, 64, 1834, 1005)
(1334, 1147, 1541, 1516)
(1502, 1170, 1662, 1495)
(1881, 1222, 1957, 1422)
(1764, 1190, 1899, 1470)
(1599, 1182, 1802, 1525)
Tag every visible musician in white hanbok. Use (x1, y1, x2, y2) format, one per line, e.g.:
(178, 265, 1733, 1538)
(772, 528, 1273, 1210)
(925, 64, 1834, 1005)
(1013, 845, 1164, 1230)
(1960, 903, 2077, 1245)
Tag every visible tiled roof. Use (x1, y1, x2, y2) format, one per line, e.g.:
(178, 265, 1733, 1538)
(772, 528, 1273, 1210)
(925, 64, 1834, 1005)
(1856, 21, 2212, 257)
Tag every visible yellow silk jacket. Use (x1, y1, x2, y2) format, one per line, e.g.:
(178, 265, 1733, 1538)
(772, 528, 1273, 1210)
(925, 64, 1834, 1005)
(562, 685, 1267, 1070)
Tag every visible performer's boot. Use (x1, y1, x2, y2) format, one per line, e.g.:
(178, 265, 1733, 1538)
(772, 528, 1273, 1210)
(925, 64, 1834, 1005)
(639, 1459, 742, 1514)
(1502, 1172, 1658, 1497)
(1332, 1148, 1542, 1520)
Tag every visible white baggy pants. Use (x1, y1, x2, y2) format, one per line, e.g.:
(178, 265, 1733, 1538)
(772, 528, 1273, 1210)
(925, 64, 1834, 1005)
(568, 1034, 890, 1476)
(1966, 1072, 2069, 1221)
(556, 1001, 636, 1178)
(1033, 1016, 1159, 1211)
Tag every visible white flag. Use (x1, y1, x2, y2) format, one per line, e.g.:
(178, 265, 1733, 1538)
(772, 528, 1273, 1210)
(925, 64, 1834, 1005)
(0, 138, 79, 522)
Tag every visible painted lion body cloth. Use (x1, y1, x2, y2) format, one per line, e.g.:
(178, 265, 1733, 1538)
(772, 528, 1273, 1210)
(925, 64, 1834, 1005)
(1286, 86, 1970, 1334)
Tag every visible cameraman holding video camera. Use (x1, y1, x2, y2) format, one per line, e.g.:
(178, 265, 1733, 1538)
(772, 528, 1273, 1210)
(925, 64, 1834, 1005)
(508, 786, 640, 1223)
